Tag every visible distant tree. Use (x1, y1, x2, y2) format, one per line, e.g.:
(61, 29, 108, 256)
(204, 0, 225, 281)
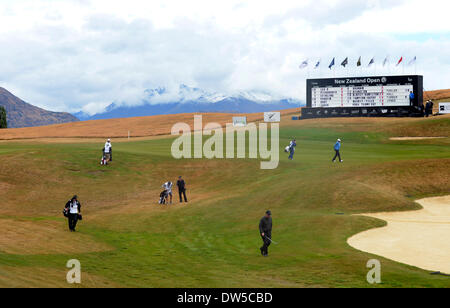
(0, 106, 7, 128)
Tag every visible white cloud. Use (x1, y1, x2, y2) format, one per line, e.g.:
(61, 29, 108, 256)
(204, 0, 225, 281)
(0, 0, 449, 114)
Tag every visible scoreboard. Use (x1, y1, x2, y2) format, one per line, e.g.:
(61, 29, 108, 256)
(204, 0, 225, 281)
(303, 75, 423, 118)
(311, 84, 413, 108)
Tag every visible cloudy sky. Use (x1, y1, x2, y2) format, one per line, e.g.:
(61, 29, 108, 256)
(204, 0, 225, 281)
(0, 0, 449, 114)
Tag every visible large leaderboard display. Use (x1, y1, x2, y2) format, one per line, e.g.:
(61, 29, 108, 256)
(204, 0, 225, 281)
(302, 75, 423, 118)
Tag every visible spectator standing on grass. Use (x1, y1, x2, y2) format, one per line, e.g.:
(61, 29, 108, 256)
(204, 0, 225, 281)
(425, 101, 431, 117)
(332, 139, 343, 163)
(177, 176, 188, 203)
(65, 195, 81, 232)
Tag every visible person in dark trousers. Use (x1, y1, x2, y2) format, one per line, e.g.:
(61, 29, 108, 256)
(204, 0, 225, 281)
(65, 195, 81, 232)
(424, 101, 429, 117)
(429, 100, 434, 116)
(288, 139, 296, 160)
(102, 139, 112, 163)
(409, 91, 414, 105)
(332, 139, 343, 163)
(259, 210, 273, 257)
(177, 176, 188, 203)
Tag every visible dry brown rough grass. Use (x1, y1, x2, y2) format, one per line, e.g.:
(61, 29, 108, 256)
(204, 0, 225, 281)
(0, 219, 112, 255)
(0, 109, 299, 140)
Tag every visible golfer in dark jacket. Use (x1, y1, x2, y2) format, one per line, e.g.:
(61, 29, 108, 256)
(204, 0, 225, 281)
(65, 195, 81, 232)
(259, 210, 273, 256)
(177, 176, 188, 203)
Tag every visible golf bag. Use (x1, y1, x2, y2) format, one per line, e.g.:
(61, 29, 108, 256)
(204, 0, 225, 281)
(100, 149, 108, 165)
(101, 155, 108, 165)
(159, 190, 168, 204)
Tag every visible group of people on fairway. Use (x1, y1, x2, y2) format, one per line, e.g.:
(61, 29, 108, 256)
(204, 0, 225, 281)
(424, 100, 434, 117)
(65, 136, 343, 259)
(65, 138, 189, 231)
(286, 138, 343, 163)
(159, 176, 188, 205)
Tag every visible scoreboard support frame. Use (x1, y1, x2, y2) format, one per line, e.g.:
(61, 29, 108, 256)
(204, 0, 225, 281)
(301, 75, 423, 119)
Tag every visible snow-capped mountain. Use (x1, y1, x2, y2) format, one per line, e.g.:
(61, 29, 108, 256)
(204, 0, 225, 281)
(75, 85, 303, 120)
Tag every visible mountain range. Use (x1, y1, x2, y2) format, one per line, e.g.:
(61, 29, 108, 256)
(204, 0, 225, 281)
(0, 87, 79, 128)
(75, 85, 303, 120)
(0, 85, 302, 128)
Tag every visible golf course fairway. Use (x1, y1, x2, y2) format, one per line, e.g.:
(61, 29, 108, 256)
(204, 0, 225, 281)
(0, 114, 449, 287)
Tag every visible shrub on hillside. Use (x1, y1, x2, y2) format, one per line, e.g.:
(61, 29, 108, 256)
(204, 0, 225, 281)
(0, 106, 7, 128)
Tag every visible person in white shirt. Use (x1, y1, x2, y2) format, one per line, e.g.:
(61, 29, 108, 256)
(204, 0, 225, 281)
(64, 195, 81, 232)
(103, 139, 112, 163)
(162, 181, 173, 204)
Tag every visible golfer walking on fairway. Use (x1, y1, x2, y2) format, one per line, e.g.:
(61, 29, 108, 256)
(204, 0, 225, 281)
(288, 139, 296, 160)
(65, 195, 81, 232)
(332, 139, 343, 163)
(103, 139, 112, 163)
(259, 210, 273, 257)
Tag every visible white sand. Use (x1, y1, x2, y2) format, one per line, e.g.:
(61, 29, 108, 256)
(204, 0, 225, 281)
(348, 195, 450, 274)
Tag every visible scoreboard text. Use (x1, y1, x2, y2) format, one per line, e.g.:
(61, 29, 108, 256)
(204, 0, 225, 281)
(307, 75, 423, 109)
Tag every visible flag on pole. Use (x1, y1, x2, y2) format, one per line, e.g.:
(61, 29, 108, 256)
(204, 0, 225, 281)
(383, 56, 388, 67)
(357, 57, 361, 67)
(299, 59, 308, 69)
(396, 56, 403, 66)
(341, 57, 348, 67)
(368, 58, 375, 67)
(408, 56, 417, 65)
(328, 58, 335, 69)
(314, 59, 321, 69)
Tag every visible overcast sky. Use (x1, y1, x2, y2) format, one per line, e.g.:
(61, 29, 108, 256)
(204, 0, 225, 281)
(0, 0, 449, 114)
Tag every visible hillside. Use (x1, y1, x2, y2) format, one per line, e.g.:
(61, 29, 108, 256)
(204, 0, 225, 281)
(0, 108, 300, 140)
(423, 88, 450, 101)
(423, 88, 450, 112)
(0, 87, 79, 128)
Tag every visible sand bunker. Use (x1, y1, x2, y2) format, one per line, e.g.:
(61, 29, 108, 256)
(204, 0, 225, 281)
(389, 137, 447, 140)
(348, 195, 450, 274)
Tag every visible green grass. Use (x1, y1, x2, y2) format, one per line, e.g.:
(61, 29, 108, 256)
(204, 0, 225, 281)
(0, 117, 449, 287)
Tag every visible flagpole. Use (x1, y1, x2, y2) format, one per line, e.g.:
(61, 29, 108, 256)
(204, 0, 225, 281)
(346, 59, 348, 77)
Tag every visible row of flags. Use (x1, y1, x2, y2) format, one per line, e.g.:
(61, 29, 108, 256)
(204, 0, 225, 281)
(299, 56, 417, 70)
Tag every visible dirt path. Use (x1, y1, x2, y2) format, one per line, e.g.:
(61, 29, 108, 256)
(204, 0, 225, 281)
(348, 195, 450, 274)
